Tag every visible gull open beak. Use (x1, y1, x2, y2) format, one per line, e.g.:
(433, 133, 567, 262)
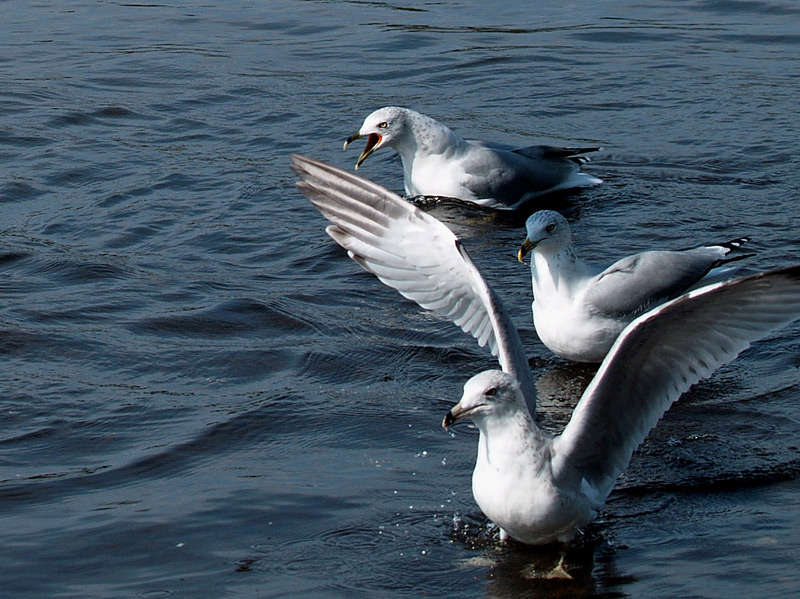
(343, 132, 382, 170)
(518, 238, 537, 262)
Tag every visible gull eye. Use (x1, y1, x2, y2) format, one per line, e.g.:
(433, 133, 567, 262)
(378, 121, 388, 129)
(485, 387, 497, 397)
(545, 223, 556, 233)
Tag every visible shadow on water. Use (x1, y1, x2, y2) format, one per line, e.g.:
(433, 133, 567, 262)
(478, 544, 631, 599)
(409, 189, 593, 231)
(447, 511, 631, 598)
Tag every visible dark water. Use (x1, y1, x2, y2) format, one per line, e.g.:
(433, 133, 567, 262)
(2, 1, 800, 597)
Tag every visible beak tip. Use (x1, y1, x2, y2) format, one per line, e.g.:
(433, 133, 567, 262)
(344, 132, 362, 151)
(518, 239, 535, 262)
(442, 411, 455, 429)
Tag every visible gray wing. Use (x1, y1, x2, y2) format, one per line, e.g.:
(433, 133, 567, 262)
(584, 248, 735, 318)
(290, 154, 537, 407)
(551, 265, 800, 503)
(459, 142, 584, 202)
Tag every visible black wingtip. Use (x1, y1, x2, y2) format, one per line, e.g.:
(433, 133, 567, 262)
(721, 236, 750, 251)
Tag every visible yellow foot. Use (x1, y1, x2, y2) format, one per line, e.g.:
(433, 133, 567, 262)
(544, 558, 572, 580)
(523, 552, 572, 580)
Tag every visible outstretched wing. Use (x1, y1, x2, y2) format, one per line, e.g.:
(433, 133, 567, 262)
(290, 154, 537, 407)
(552, 266, 800, 502)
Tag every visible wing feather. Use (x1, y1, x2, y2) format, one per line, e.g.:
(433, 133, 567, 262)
(552, 266, 800, 502)
(291, 154, 536, 406)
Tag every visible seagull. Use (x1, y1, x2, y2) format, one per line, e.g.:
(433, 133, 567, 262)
(343, 106, 602, 210)
(291, 153, 800, 546)
(518, 210, 752, 363)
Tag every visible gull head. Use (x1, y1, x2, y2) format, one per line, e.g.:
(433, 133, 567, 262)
(443, 370, 525, 430)
(343, 106, 408, 169)
(518, 210, 572, 262)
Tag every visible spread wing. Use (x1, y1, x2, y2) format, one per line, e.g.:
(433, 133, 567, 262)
(552, 266, 800, 502)
(290, 154, 537, 407)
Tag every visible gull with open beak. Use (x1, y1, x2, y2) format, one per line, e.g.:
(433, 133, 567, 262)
(291, 153, 800, 546)
(343, 106, 602, 210)
(517, 210, 752, 363)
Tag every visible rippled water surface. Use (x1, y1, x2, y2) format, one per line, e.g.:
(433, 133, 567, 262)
(2, 1, 800, 597)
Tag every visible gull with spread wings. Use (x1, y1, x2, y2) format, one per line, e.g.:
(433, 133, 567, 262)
(291, 153, 800, 546)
